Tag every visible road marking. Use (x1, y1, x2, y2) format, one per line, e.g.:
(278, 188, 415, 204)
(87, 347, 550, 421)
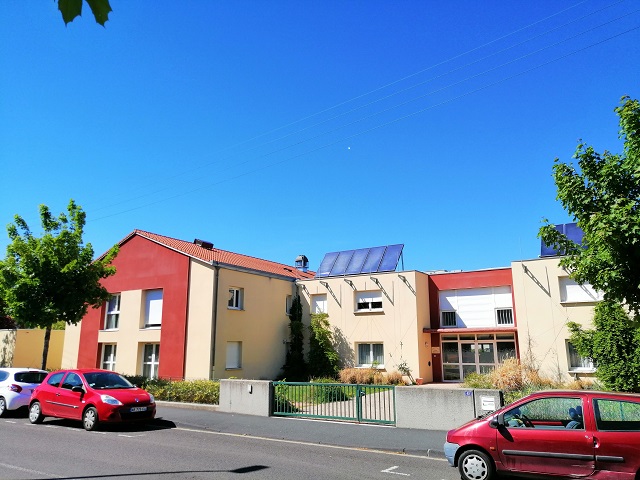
(382, 466, 410, 476)
(4, 420, 16, 424)
(0, 461, 62, 478)
(118, 434, 146, 438)
(174, 426, 447, 462)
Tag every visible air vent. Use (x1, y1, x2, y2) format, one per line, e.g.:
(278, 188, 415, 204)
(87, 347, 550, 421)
(194, 239, 214, 250)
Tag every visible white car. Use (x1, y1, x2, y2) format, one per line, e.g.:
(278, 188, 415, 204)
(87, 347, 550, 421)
(0, 368, 48, 416)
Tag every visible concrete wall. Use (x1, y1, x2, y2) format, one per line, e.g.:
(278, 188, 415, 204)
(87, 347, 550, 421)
(218, 379, 271, 416)
(395, 386, 503, 430)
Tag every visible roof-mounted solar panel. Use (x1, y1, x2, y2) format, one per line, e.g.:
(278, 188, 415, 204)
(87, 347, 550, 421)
(315, 251, 339, 277)
(360, 246, 386, 273)
(329, 250, 355, 276)
(345, 248, 370, 275)
(540, 222, 584, 257)
(378, 244, 404, 272)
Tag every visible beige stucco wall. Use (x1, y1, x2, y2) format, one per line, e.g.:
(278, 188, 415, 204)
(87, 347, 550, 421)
(512, 257, 597, 382)
(61, 322, 81, 369)
(213, 268, 296, 380)
(298, 271, 430, 382)
(0, 330, 16, 367)
(7, 329, 65, 370)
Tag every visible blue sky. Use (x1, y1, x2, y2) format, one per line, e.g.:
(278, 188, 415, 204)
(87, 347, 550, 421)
(1, 1, 639, 273)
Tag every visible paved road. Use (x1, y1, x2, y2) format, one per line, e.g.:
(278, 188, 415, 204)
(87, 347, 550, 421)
(156, 402, 449, 459)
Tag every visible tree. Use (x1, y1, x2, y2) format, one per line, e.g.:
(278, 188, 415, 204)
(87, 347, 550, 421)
(539, 96, 640, 321)
(0, 200, 118, 369)
(280, 295, 308, 380)
(57, 0, 112, 26)
(308, 313, 340, 379)
(568, 300, 640, 392)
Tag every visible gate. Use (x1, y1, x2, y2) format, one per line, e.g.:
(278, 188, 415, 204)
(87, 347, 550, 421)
(272, 381, 395, 425)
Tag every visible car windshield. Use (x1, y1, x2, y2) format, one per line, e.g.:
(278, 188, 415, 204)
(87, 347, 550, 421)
(84, 372, 134, 390)
(15, 371, 47, 383)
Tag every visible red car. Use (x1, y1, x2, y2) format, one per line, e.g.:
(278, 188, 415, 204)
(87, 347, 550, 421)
(445, 390, 640, 480)
(29, 369, 156, 431)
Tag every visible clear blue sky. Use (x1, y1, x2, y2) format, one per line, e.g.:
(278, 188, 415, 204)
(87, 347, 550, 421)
(1, 1, 639, 273)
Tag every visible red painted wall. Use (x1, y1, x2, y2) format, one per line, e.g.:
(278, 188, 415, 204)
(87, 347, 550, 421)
(78, 235, 190, 379)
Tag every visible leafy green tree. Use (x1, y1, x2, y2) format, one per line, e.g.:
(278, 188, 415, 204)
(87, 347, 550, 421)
(539, 96, 640, 321)
(0, 200, 118, 369)
(308, 313, 340, 378)
(568, 300, 640, 392)
(58, 0, 112, 26)
(280, 295, 308, 380)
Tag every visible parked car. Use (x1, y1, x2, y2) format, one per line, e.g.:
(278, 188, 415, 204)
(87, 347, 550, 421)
(445, 390, 640, 480)
(0, 368, 48, 417)
(29, 368, 156, 431)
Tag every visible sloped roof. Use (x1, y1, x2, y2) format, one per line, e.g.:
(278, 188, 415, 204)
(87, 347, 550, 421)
(117, 230, 315, 280)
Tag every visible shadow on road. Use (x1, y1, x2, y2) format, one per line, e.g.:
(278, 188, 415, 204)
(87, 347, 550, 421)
(37, 417, 176, 432)
(43, 465, 269, 479)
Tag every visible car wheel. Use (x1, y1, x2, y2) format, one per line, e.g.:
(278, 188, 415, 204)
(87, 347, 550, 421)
(29, 401, 44, 424)
(459, 449, 495, 480)
(0, 396, 6, 417)
(83, 406, 99, 431)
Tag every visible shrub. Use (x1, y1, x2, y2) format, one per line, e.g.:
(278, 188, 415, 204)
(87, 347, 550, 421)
(337, 368, 403, 385)
(311, 377, 351, 402)
(123, 376, 220, 404)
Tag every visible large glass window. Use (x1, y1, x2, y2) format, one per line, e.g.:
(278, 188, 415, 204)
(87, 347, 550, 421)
(144, 290, 163, 327)
(104, 294, 120, 330)
(357, 343, 384, 367)
(142, 344, 160, 379)
(441, 333, 516, 381)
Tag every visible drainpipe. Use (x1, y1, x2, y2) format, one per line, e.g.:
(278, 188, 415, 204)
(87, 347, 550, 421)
(210, 264, 221, 380)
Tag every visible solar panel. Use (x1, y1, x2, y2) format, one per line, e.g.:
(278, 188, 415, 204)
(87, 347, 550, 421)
(345, 248, 370, 275)
(329, 250, 355, 276)
(360, 246, 387, 273)
(378, 244, 404, 272)
(315, 251, 339, 277)
(540, 223, 584, 257)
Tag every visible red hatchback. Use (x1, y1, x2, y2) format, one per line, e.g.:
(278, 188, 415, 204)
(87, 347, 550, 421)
(445, 390, 640, 480)
(29, 369, 156, 431)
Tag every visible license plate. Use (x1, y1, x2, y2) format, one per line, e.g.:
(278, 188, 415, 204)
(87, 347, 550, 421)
(130, 406, 147, 412)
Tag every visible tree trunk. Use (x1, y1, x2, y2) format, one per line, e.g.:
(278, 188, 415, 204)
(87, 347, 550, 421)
(41, 326, 51, 370)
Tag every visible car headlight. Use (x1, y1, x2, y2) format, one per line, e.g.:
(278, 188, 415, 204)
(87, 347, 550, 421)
(100, 394, 123, 406)
(148, 394, 155, 404)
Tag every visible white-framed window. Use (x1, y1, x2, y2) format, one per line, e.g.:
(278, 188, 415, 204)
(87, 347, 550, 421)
(442, 333, 516, 381)
(104, 294, 120, 330)
(101, 344, 117, 371)
(285, 295, 292, 315)
(567, 341, 595, 372)
(142, 343, 160, 379)
(357, 343, 384, 367)
(144, 289, 163, 327)
(355, 291, 383, 312)
(559, 277, 603, 303)
(441, 311, 457, 327)
(228, 287, 243, 310)
(311, 294, 327, 314)
(496, 308, 514, 326)
(226, 341, 242, 369)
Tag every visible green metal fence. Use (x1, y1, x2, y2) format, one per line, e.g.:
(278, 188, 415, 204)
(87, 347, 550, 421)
(272, 381, 395, 425)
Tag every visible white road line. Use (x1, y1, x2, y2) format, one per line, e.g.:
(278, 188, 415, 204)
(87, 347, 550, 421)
(0, 461, 62, 478)
(382, 466, 411, 476)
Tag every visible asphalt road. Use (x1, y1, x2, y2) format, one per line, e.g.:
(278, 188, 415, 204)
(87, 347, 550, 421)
(0, 406, 458, 480)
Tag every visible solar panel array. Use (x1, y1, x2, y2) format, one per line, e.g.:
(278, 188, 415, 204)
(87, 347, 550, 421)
(315, 244, 404, 278)
(540, 222, 584, 257)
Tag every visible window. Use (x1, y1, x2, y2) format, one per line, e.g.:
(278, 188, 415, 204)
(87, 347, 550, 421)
(47, 372, 64, 387)
(102, 344, 117, 371)
(311, 294, 327, 314)
(496, 308, 513, 326)
(357, 343, 384, 367)
(226, 341, 242, 369)
(504, 397, 583, 430)
(228, 287, 243, 310)
(285, 295, 292, 315)
(355, 291, 383, 312)
(142, 344, 160, 379)
(559, 277, 603, 303)
(441, 333, 517, 381)
(567, 342, 595, 372)
(441, 311, 457, 327)
(594, 399, 640, 431)
(61, 373, 83, 390)
(104, 294, 120, 330)
(144, 289, 163, 327)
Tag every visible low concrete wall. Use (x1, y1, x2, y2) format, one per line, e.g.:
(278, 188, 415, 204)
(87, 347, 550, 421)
(218, 379, 271, 416)
(395, 386, 503, 430)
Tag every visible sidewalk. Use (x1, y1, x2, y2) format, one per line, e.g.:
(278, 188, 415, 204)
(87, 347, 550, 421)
(156, 401, 448, 459)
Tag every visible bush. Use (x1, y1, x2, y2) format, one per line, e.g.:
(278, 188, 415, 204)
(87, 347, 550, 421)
(123, 376, 220, 404)
(311, 378, 351, 402)
(337, 368, 404, 385)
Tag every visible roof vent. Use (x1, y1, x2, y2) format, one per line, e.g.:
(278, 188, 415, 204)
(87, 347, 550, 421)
(295, 255, 309, 272)
(194, 239, 214, 250)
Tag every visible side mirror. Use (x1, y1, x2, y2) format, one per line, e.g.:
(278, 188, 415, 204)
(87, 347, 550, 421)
(72, 386, 84, 393)
(490, 414, 504, 429)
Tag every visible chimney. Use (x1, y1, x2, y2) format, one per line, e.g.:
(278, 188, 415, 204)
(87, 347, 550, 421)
(295, 255, 309, 272)
(194, 239, 214, 250)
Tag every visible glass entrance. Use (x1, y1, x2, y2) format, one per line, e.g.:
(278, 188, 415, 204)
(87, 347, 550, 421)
(441, 333, 516, 381)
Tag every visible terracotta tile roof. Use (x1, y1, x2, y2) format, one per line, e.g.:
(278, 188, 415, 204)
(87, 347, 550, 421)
(120, 230, 315, 280)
